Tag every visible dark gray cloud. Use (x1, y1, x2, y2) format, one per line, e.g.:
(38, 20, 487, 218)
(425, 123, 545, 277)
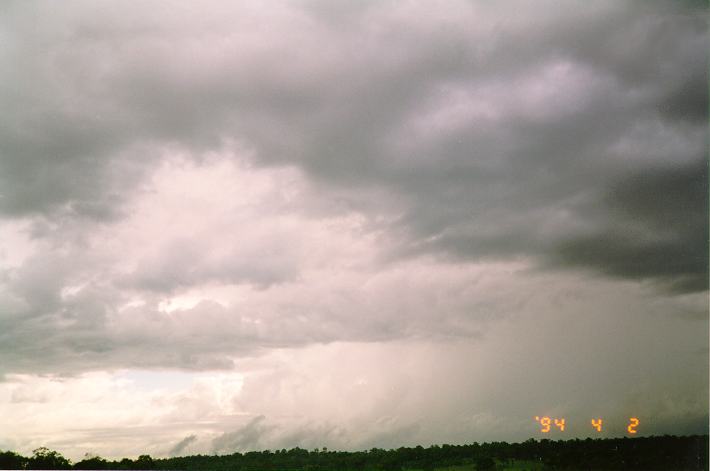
(0, 0, 704, 376)
(0, 1, 705, 294)
(14, 1, 708, 292)
(549, 159, 708, 293)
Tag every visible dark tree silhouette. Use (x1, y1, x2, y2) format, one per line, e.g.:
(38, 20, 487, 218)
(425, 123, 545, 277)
(1, 435, 707, 470)
(74, 453, 109, 470)
(26, 447, 71, 470)
(475, 455, 496, 470)
(0, 450, 26, 470)
(136, 454, 155, 469)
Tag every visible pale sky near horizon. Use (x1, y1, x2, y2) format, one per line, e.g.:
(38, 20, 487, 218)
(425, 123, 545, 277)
(0, 0, 707, 461)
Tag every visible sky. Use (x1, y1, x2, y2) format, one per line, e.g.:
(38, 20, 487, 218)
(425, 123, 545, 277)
(0, 0, 707, 461)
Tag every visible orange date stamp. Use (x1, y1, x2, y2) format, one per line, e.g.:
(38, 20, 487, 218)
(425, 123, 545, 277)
(534, 416, 640, 434)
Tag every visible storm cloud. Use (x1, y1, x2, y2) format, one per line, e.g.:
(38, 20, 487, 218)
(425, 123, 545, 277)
(1, 1, 705, 288)
(0, 0, 706, 459)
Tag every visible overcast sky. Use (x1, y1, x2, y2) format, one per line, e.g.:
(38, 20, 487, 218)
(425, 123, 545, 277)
(0, 0, 707, 461)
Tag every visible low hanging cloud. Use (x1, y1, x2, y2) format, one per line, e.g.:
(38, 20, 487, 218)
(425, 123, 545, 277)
(169, 435, 197, 457)
(212, 416, 271, 454)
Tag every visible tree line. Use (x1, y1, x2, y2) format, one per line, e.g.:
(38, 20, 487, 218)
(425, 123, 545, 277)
(0, 435, 707, 470)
